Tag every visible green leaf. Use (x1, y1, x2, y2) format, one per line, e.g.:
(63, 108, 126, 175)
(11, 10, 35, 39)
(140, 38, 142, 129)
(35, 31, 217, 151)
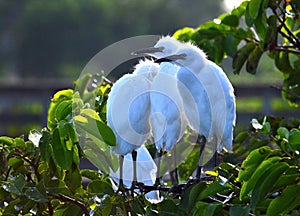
(274, 51, 293, 73)
(74, 73, 93, 97)
(238, 146, 271, 181)
(55, 100, 72, 121)
(46, 179, 67, 194)
(179, 182, 206, 212)
(87, 180, 114, 195)
(267, 183, 300, 216)
(229, 205, 250, 216)
(288, 128, 300, 151)
(240, 156, 281, 200)
(277, 127, 289, 139)
(248, 0, 262, 19)
(251, 162, 290, 210)
(198, 181, 228, 201)
(80, 169, 101, 180)
(14, 174, 26, 194)
(93, 194, 112, 216)
(0, 181, 23, 195)
(231, 1, 248, 18)
(51, 128, 73, 170)
(232, 42, 256, 74)
(65, 166, 82, 193)
(24, 187, 48, 203)
(221, 14, 239, 27)
(246, 46, 263, 74)
(157, 199, 182, 215)
(173, 27, 195, 42)
(74, 113, 116, 146)
(0, 136, 14, 145)
(39, 130, 52, 162)
(194, 202, 221, 216)
(224, 34, 238, 57)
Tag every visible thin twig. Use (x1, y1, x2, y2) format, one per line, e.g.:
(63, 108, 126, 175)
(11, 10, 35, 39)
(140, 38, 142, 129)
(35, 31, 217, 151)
(52, 194, 89, 216)
(271, 85, 300, 100)
(273, 46, 300, 55)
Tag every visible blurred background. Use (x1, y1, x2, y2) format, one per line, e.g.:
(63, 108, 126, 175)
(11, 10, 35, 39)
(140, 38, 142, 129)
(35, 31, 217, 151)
(0, 0, 298, 136)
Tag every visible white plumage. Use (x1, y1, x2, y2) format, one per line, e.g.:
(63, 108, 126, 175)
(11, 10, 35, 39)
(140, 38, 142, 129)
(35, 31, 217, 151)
(106, 59, 159, 190)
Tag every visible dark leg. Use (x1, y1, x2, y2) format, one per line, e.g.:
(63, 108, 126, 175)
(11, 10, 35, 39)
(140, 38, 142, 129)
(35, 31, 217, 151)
(155, 149, 162, 187)
(131, 150, 137, 195)
(196, 135, 206, 179)
(117, 155, 125, 193)
(169, 146, 178, 185)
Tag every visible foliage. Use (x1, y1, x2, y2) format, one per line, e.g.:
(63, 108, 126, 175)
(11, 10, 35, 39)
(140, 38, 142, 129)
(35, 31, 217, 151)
(1, 73, 300, 215)
(174, 0, 300, 106)
(1, 0, 300, 215)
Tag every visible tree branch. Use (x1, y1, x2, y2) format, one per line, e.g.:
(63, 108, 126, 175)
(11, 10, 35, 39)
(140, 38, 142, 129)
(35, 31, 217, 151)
(52, 194, 89, 216)
(273, 46, 300, 55)
(271, 85, 300, 100)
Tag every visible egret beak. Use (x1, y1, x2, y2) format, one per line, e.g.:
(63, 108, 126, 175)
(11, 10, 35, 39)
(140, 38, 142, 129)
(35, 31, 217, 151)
(131, 47, 164, 56)
(161, 53, 187, 61)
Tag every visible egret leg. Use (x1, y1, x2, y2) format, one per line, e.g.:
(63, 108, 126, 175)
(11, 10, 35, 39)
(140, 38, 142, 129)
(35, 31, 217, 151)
(196, 135, 206, 179)
(169, 146, 179, 185)
(117, 155, 126, 193)
(131, 150, 138, 195)
(154, 149, 162, 187)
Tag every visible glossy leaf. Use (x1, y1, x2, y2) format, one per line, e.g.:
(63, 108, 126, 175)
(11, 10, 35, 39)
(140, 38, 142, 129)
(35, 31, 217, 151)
(267, 183, 300, 216)
(246, 46, 264, 74)
(24, 187, 48, 203)
(87, 180, 114, 195)
(248, 0, 262, 19)
(238, 146, 271, 181)
(232, 43, 256, 74)
(51, 128, 73, 170)
(240, 156, 281, 200)
(251, 162, 290, 210)
(288, 128, 300, 151)
(39, 130, 52, 162)
(197, 181, 228, 201)
(221, 14, 239, 27)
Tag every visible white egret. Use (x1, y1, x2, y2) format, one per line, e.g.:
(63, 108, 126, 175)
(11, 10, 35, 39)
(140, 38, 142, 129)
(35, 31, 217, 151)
(133, 36, 189, 185)
(164, 42, 236, 161)
(106, 59, 159, 192)
(150, 62, 188, 185)
(133, 36, 212, 179)
(133, 37, 236, 178)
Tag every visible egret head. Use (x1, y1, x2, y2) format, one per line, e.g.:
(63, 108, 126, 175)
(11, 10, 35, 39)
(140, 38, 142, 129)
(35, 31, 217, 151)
(162, 43, 207, 72)
(132, 36, 182, 58)
(132, 59, 159, 81)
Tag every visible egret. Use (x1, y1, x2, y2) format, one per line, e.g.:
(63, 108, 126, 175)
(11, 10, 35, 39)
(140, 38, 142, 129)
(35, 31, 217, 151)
(106, 59, 159, 192)
(150, 62, 188, 185)
(133, 36, 188, 185)
(163, 42, 236, 165)
(133, 37, 236, 177)
(133, 36, 212, 179)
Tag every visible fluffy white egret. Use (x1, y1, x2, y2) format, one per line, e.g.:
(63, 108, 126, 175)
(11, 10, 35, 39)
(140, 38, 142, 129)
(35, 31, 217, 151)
(106, 59, 159, 191)
(133, 36, 189, 185)
(164, 42, 236, 157)
(133, 36, 211, 179)
(150, 62, 188, 185)
(134, 37, 236, 177)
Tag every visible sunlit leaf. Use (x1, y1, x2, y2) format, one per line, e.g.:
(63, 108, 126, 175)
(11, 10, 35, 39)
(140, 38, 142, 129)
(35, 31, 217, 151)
(238, 146, 271, 181)
(251, 162, 290, 210)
